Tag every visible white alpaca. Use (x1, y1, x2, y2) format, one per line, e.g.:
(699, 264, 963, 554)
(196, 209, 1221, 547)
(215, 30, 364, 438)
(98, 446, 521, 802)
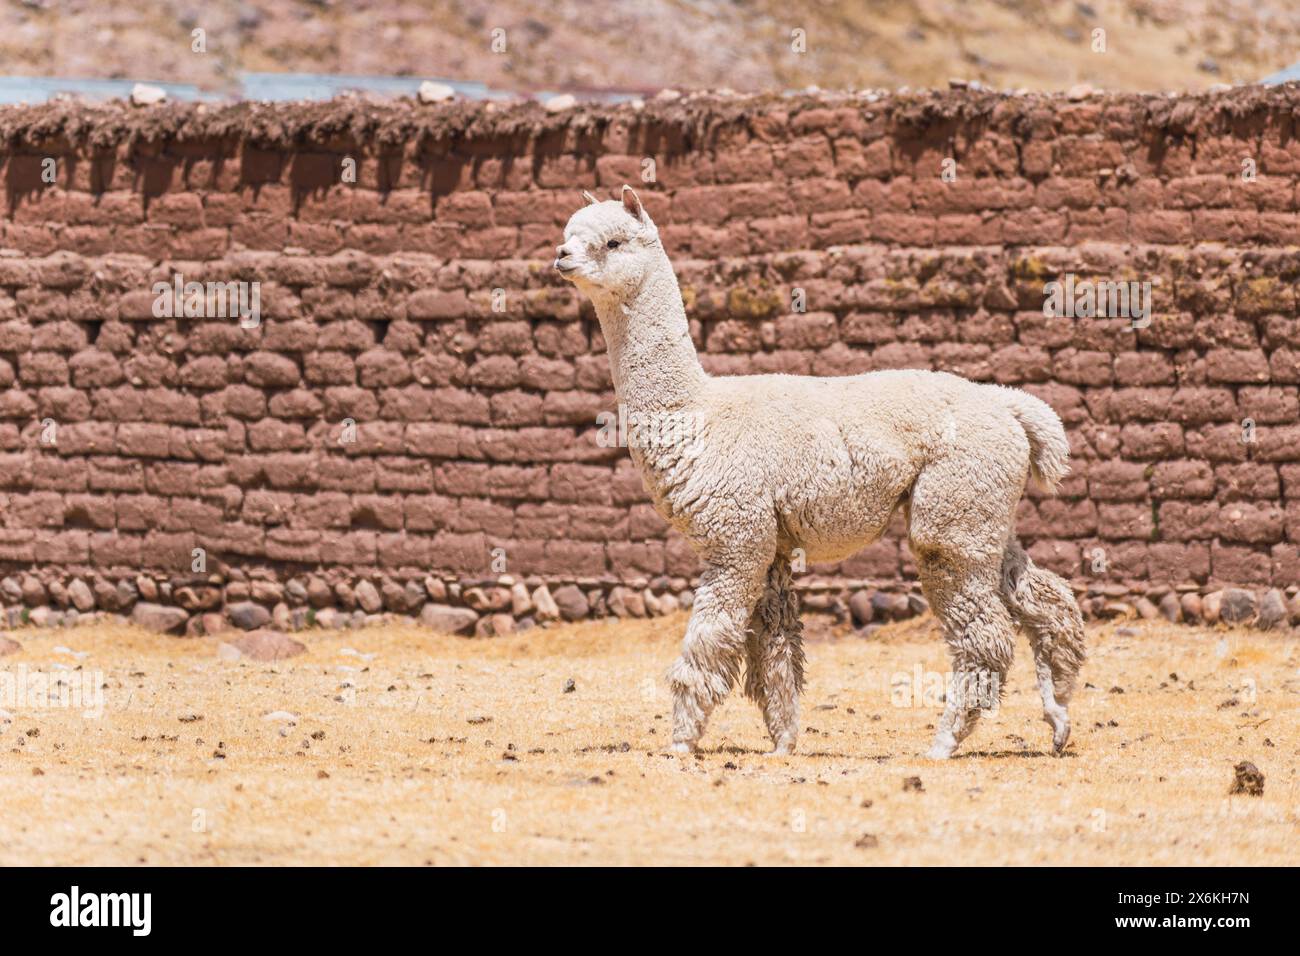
(556, 187, 1085, 759)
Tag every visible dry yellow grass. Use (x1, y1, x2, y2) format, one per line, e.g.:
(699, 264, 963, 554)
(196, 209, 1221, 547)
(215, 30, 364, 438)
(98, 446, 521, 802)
(1, 614, 1296, 866)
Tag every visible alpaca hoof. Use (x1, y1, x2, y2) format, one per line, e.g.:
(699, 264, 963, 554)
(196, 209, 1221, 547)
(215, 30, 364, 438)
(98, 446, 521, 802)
(924, 743, 955, 761)
(1043, 707, 1070, 754)
(769, 740, 795, 756)
(667, 741, 694, 754)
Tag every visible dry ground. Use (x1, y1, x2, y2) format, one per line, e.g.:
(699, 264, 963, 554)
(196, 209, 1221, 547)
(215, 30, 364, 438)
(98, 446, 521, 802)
(0, 614, 1296, 866)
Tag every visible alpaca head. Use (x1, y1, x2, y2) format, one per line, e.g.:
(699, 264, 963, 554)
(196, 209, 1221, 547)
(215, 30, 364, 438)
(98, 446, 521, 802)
(555, 185, 661, 297)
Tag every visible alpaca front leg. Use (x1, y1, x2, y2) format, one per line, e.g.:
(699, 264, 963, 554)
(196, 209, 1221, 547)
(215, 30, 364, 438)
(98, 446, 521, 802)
(666, 560, 768, 752)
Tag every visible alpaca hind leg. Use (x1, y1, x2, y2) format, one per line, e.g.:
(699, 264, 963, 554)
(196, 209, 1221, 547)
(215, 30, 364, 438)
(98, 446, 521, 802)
(744, 556, 805, 755)
(667, 555, 770, 752)
(1000, 540, 1086, 754)
(916, 556, 1016, 760)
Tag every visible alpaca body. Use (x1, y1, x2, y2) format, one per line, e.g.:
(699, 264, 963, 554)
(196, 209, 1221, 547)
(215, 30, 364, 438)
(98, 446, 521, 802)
(634, 368, 1041, 566)
(558, 188, 1085, 759)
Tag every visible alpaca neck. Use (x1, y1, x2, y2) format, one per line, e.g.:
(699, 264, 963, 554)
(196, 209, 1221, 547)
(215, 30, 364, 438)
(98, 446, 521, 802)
(591, 252, 706, 412)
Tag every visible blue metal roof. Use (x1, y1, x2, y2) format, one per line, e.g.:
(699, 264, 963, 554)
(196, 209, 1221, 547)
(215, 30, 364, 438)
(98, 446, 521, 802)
(0, 72, 640, 105)
(1259, 64, 1300, 85)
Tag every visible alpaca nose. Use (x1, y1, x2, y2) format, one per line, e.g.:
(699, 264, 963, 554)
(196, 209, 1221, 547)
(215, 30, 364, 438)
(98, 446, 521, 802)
(554, 243, 578, 272)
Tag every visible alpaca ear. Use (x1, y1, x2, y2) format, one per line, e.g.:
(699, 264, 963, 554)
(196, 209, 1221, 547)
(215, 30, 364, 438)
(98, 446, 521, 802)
(621, 184, 645, 223)
(581, 190, 599, 206)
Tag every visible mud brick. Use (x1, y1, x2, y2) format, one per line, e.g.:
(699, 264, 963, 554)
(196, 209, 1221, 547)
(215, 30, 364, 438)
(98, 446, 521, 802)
(403, 494, 456, 532)
(1215, 463, 1281, 501)
(447, 498, 514, 537)
(1158, 500, 1220, 541)
(1148, 542, 1211, 584)
(1216, 501, 1284, 544)
(312, 530, 373, 565)
(1151, 460, 1215, 499)
(542, 539, 606, 578)
(1119, 422, 1183, 459)
(1209, 542, 1271, 586)
(1253, 424, 1300, 461)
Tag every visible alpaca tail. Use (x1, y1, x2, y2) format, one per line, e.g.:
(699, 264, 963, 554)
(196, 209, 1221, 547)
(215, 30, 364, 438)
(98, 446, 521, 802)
(997, 387, 1071, 493)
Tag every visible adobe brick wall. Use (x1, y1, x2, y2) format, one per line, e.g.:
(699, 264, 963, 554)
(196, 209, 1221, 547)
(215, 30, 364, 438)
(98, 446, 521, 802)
(0, 88, 1297, 634)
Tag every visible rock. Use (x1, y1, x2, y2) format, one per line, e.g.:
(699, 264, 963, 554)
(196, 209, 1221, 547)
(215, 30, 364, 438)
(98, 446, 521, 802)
(135, 575, 159, 602)
(870, 591, 910, 620)
(271, 602, 292, 631)
(1288, 593, 1300, 626)
(28, 607, 51, 627)
(906, 593, 929, 616)
(510, 582, 532, 617)
(1101, 601, 1134, 620)
(381, 579, 420, 613)
(424, 576, 447, 601)
(1131, 596, 1158, 620)
(250, 580, 283, 604)
(315, 608, 339, 630)
(419, 603, 478, 635)
(1230, 761, 1264, 796)
(797, 591, 830, 612)
(285, 579, 308, 604)
(1220, 588, 1257, 626)
(608, 586, 645, 618)
(175, 585, 221, 611)
(67, 579, 95, 612)
(1201, 590, 1223, 623)
(551, 585, 589, 622)
(0, 634, 21, 655)
(1256, 589, 1286, 630)
(1158, 592, 1182, 623)
(418, 80, 455, 103)
(657, 592, 680, 615)
(131, 82, 167, 105)
(1180, 592, 1203, 622)
(306, 577, 333, 608)
(679, 589, 694, 610)
(21, 575, 45, 605)
(228, 601, 271, 631)
(902, 775, 924, 793)
(353, 580, 382, 613)
(848, 590, 875, 627)
(544, 93, 577, 112)
(1066, 83, 1094, 101)
(218, 629, 306, 662)
(475, 613, 515, 637)
(463, 586, 510, 612)
(262, 710, 298, 723)
(0, 577, 20, 602)
(131, 602, 189, 634)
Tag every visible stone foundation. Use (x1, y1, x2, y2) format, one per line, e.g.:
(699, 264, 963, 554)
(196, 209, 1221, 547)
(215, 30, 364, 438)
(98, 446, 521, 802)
(1, 570, 1295, 641)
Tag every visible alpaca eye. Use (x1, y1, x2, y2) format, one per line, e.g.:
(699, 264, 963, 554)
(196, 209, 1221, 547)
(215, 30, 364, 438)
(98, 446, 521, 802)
(606, 240, 621, 249)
